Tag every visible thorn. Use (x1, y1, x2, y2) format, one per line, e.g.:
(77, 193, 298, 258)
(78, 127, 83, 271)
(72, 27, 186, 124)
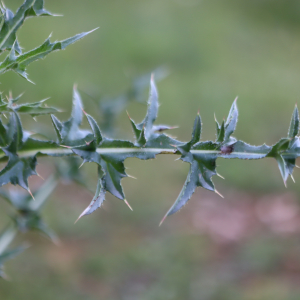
(295, 165, 300, 169)
(234, 96, 238, 102)
(127, 174, 137, 179)
(40, 97, 50, 103)
(214, 113, 217, 122)
(27, 188, 35, 201)
(78, 160, 85, 169)
(151, 73, 155, 81)
(60, 145, 71, 149)
(33, 117, 37, 122)
(73, 83, 78, 90)
(126, 110, 131, 119)
(170, 144, 177, 148)
(291, 174, 295, 183)
(159, 213, 168, 226)
(37, 173, 44, 180)
(174, 157, 181, 161)
(197, 109, 200, 115)
(216, 173, 225, 179)
(81, 107, 87, 115)
(3, 113, 7, 119)
(74, 215, 81, 224)
(215, 189, 224, 198)
(124, 199, 133, 211)
(283, 180, 287, 188)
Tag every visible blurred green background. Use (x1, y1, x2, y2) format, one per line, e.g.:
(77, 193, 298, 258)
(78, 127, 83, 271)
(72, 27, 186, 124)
(1, 0, 300, 299)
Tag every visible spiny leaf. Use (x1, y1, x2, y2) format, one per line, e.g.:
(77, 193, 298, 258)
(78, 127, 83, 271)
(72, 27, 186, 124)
(127, 114, 146, 146)
(270, 137, 300, 184)
(0, 28, 97, 82)
(161, 161, 199, 222)
(4, 112, 23, 154)
(0, 96, 59, 117)
(0, 155, 37, 190)
(224, 98, 238, 143)
(0, 0, 54, 54)
(288, 105, 299, 138)
(85, 113, 102, 146)
(51, 87, 94, 147)
(99, 68, 168, 134)
(215, 119, 225, 143)
(76, 166, 106, 222)
(137, 75, 159, 140)
(177, 114, 201, 156)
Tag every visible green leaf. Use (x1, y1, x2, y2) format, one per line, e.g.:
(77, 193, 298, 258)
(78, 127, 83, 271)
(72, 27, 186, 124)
(76, 166, 106, 221)
(270, 137, 300, 185)
(127, 113, 146, 146)
(51, 87, 94, 147)
(0, 154, 37, 190)
(0, 95, 59, 116)
(0, 28, 97, 82)
(215, 117, 225, 143)
(136, 75, 159, 140)
(4, 112, 23, 154)
(177, 114, 201, 156)
(0, 0, 54, 54)
(288, 105, 299, 138)
(85, 113, 102, 146)
(224, 98, 238, 143)
(160, 160, 200, 222)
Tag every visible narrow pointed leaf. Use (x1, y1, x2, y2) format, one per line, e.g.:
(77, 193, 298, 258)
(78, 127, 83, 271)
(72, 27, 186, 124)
(224, 99, 238, 142)
(0, 0, 54, 54)
(76, 166, 106, 220)
(0, 29, 97, 82)
(164, 161, 198, 216)
(137, 76, 159, 140)
(216, 120, 225, 143)
(288, 105, 299, 138)
(85, 113, 102, 146)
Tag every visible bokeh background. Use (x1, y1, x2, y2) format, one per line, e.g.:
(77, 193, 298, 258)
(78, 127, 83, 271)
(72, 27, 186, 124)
(1, 0, 300, 299)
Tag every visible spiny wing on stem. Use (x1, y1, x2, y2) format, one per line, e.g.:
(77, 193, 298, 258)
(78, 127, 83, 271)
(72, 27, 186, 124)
(0, 29, 97, 82)
(76, 166, 106, 221)
(71, 81, 179, 218)
(162, 99, 267, 222)
(0, 110, 59, 192)
(266, 106, 300, 185)
(0, 0, 54, 55)
(0, 94, 58, 116)
(51, 86, 94, 147)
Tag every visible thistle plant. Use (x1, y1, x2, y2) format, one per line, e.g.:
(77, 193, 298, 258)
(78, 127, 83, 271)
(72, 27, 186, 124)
(1, 0, 300, 278)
